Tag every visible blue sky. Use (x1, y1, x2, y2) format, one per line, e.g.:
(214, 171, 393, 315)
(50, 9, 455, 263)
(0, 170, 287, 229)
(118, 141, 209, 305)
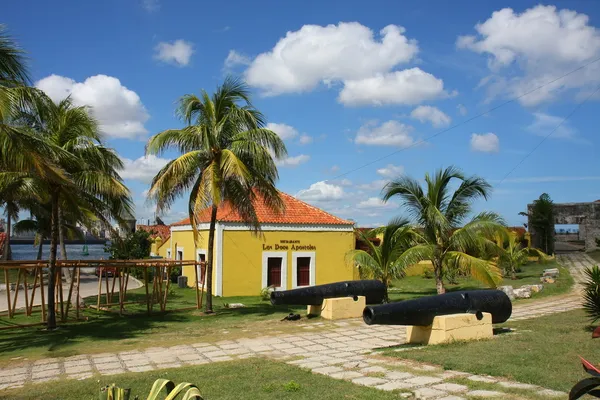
(4, 0, 600, 227)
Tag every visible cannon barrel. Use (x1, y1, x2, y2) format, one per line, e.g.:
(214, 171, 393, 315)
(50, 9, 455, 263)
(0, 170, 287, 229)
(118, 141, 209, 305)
(270, 280, 386, 306)
(363, 290, 512, 326)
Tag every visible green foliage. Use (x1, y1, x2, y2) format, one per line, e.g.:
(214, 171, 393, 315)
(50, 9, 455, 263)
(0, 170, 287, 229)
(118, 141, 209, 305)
(260, 286, 274, 301)
(105, 230, 153, 280)
(346, 218, 418, 301)
(583, 265, 600, 323)
(596, 237, 600, 247)
(523, 193, 555, 255)
(382, 166, 505, 294)
(99, 384, 131, 400)
(283, 381, 301, 392)
(421, 268, 434, 279)
(146, 378, 203, 400)
(498, 233, 547, 279)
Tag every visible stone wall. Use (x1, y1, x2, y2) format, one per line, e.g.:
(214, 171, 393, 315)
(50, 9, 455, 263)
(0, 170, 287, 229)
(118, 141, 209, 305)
(527, 201, 600, 252)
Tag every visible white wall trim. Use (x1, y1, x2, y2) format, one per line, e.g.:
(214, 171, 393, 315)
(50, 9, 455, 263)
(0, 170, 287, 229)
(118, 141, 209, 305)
(215, 223, 224, 296)
(176, 246, 184, 260)
(291, 251, 316, 289)
(262, 251, 288, 290)
(166, 248, 172, 260)
(196, 248, 207, 284)
(170, 223, 211, 232)
(170, 222, 353, 232)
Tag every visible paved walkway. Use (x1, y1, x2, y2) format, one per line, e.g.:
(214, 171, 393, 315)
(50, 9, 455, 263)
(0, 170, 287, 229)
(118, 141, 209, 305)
(0, 253, 595, 398)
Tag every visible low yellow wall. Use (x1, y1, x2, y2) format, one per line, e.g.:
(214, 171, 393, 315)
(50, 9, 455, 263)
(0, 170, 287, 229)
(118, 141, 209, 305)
(406, 260, 434, 277)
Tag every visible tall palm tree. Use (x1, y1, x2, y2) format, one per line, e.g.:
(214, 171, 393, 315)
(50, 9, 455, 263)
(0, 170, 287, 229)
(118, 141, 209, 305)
(346, 218, 418, 302)
(146, 77, 286, 313)
(20, 93, 132, 329)
(0, 24, 29, 86)
(382, 166, 505, 294)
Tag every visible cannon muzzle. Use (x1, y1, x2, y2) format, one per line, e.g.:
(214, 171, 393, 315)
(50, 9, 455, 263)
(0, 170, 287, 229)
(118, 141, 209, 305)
(363, 290, 512, 326)
(270, 280, 386, 306)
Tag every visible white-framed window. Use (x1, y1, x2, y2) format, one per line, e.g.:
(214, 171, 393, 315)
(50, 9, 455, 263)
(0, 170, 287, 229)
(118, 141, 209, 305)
(176, 246, 184, 261)
(166, 248, 172, 260)
(196, 249, 207, 285)
(262, 251, 287, 290)
(292, 252, 316, 289)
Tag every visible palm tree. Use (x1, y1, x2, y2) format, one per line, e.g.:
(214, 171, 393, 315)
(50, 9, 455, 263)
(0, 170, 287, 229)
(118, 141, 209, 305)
(498, 233, 546, 280)
(19, 93, 132, 329)
(382, 166, 505, 294)
(0, 24, 29, 85)
(346, 218, 418, 302)
(146, 77, 286, 313)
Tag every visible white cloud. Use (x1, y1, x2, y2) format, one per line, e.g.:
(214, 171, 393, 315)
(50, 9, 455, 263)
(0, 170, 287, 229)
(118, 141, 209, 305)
(296, 181, 345, 202)
(356, 179, 387, 191)
(457, 104, 468, 116)
(339, 68, 449, 106)
(224, 50, 251, 69)
(376, 164, 404, 178)
(329, 165, 340, 173)
(458, 5, 600, 106)
(275, 154, 310, 167)
(470, 133, 499, 153)
(356, 197, 398, 209)
(328, 178, 353, 187)
(36, 74, 150, 139)
(142, 0, 159, 12)
(120, 155, 170, 183)
(527, 112, 577, 140)
(245, 23, 418, 95)
(154, 40, 194, 67)
(299, 134, 313, 145)
(410, 105, 451, 127)
(355, 120, 415, 147)
(266, 122, 298, 140)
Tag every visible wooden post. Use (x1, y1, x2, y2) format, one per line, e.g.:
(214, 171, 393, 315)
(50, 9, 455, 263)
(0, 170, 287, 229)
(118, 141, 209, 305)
(162, 266, 172, 312)
(110, 272, 117, 305)
(64, 266, 76, 320)
(4, 269, 12, 319)
(144, 267, 150, 315)
(39, 267, 46, 323)
(104, 269, 110, 306)
(58, 268, 65, 320)
(123, 269, 130, 303)
(194, 261, 200, 310)
(199, 262, 207, 310)
(117, 269, 123, 316)
(11, 269, 22, 317)
(76, 267, 81, 320)
(96, 267, 103, 313)
(29, 269, 39, 316)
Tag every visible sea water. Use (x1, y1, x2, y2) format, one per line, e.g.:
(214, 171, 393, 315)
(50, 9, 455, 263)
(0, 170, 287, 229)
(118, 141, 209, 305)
(9, 244, 110, 260)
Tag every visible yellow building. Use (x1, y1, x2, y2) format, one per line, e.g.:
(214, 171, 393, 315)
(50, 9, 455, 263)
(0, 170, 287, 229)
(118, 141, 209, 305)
(164, 192, 356, 297)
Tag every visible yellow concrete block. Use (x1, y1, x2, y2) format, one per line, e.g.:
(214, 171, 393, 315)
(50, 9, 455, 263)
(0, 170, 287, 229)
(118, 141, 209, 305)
(307, 296, 366, 320)
(406, 313, 493, 345)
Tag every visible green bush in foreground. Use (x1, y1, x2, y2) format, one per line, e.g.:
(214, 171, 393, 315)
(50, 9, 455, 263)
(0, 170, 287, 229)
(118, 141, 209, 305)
(99, 379, 202, 400)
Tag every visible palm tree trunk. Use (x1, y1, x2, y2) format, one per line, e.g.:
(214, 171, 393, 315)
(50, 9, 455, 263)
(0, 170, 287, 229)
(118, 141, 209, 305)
(433, 259, 445, 294)
(58, 207, 68, 261)
(204, 205, 218, 314)
(47, 190, 59, 330)
(2, 213, 11, 261)
(36, 234, 43, 260)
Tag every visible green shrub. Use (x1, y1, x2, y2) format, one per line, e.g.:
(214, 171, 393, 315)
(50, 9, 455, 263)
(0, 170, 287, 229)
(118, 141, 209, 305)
(583, 265, 600, 322)
(283, 381, 301, 392)
(421, 269, 434, 279)
(260, 286, 274, 301)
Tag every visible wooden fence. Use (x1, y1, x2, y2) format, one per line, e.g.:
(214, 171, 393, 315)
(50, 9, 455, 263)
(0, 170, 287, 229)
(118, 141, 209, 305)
(0, 259, 207, 330)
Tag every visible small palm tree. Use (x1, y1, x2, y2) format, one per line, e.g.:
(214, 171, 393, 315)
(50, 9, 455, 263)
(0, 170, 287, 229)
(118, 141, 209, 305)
(346, 218, 417, 302)
(498, 233, 546, 280)
(583, 265, 600, 323)
(382, 166, 505, 294)
(146, 77, 286, 313)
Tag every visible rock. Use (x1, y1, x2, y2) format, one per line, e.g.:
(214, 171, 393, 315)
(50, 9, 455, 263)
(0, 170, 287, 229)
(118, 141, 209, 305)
(521, 284, 543, 293)
(513, 287, 532, 299)
(543, 268, 559, 278)
(227, 303, 245, 309)
(540, 276, 555, 284)
(499, 286, 515, 301)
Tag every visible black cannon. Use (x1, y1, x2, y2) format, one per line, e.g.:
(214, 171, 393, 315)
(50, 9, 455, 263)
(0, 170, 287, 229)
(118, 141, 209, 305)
(362, 290, 512, 326)
(270, 280, 386, 306)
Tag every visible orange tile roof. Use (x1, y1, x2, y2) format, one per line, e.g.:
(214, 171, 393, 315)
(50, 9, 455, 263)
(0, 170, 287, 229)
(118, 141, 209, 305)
(137, 225, 171, 241)
(171, 192, 353, 226)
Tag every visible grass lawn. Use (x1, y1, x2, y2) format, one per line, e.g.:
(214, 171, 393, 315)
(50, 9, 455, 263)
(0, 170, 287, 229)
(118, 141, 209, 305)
(0, 358, 401, 400)
(380, 309, 599, 392)
(389, 260, 573, 302)
(0, 288, 313, 366)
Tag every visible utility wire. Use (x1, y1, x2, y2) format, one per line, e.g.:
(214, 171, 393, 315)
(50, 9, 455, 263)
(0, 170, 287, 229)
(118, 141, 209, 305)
(498, 84, 600, 185)
(329, 55, 600, 182)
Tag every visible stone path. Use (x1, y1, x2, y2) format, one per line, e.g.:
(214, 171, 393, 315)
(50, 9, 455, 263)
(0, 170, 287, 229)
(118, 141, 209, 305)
(0, 253, 595, 398)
